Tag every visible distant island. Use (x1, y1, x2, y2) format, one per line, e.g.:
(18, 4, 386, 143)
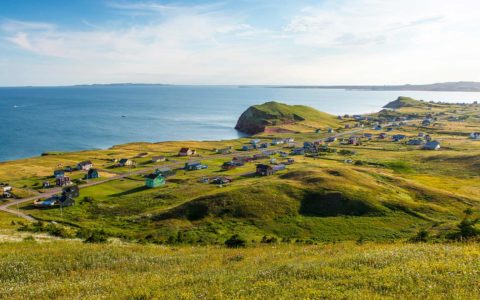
(266, 81, 480, 92)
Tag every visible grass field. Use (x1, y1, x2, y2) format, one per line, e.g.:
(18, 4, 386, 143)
(0, 99, 479, 244)
(0, 240, 479, 299)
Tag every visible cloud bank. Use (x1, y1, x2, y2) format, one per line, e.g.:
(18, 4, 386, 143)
(1, 0, 480, 86)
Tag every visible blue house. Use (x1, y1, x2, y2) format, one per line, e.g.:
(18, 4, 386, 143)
(86, 169, 100, 179)
(54, 170, 65, 178)
(291, 148, 305, 155)
(185, 161, 208, 171)
(242, 145, 254, 151)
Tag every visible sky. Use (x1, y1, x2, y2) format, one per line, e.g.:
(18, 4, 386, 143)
(1, 0, 480, 86)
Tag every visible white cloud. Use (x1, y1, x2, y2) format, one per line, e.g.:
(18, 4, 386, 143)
(2, 0, 480, 85)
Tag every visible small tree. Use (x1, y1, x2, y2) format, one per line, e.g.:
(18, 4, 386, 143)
(410, 229, 429, 243)
(225, 234, 246, 248)
(458, 218, 479, 239)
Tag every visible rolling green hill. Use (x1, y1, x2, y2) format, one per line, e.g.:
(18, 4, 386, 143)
(382, 96, 429, 109)
(235, 101, 340, 134)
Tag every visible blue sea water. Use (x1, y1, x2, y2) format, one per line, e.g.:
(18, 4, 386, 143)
(1, 85, 479, 162)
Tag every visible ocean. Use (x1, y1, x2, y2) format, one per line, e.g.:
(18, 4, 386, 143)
(1, 85, 479, 162)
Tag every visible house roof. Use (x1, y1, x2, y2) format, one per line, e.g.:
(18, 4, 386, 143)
(146, 173, 163, 180)
(78, 160, 92, 166)
(424, 141, 440, 149)
(179, 148, 191, 153)
(119, 158, 130, 163)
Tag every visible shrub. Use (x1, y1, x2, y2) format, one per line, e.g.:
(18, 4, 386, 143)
(410, 229, 429, 243)
(82, 230, 108, 243)
(261, 235, 278, 244)
(225, 234, 246, 248)
(457, 218, 479, 239)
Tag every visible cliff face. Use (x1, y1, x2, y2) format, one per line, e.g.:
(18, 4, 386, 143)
(235, 101, 336, 135)
(234, 106, 271, 135)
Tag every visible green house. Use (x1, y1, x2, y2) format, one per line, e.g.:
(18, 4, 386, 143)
(145, 173, 165, 188)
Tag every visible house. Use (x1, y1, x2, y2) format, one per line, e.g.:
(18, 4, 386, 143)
(259, 143, 269, 148)
(178, 148, 196, 156)
(43, 181, 51, 188)
(278, 151, 289, 157)
(34, 186, 78, 207)
(325, 137, 337, 143)
(151, 156, 166, 163)
(54, 170, 65, 178)
(145, 173, 166, 188)
(242, 145, 255, 151)
(185, 161, 208, 171)
(155, 167, 176, 177)
(291, 148, 305, 155)
(386, 127, 393, 132)
(303, 142, 314, 149)
(348, 137, 360, 145)
(392, 134, 407, 141)
(422, 119, 432, 126)
(211, 177, 232, 185)
(407, 139, 424, 145)
(221, 161, 237, 170)
(86, 168, 100, 179)
(233, 156, 253, 164)
(59, 194, 75, 207)
(470, 132, 480, 140)
(1, 185, 12, 198)
(135, 152, 148, 158)
(379, 133, 388, 139)
(118, 158, 135, 167)
(63, 185, 80, 199)
(328, 128, 334, 133)
(284, 137, 295, 143)
(284, 158, 295, 165)
(363, 133, 373, 139)
(262, 150, 277, 156)
(34, 195, 61, 208)
(256, 164, 286, 176)
(271, 139, 284, 145)
(77, 160, 93, 171)
(423, 141, 441, 150)
(215, 147, 232, 154)
(56, 176, 71, 187)
(374, 125, 383, 130)
(251, 139, 261, 145)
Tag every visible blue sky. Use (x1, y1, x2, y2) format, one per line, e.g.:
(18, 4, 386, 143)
(1, 0, 480, 86)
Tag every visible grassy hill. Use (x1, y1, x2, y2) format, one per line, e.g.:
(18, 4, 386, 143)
(235, 101, 340, 134)
(382, 96, 429, 109)
(1, 98, 479, 245)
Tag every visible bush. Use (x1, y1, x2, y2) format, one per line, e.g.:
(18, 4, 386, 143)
(82, 230, 108, 243)
(458, 218, 479, 239)
(410, 229, 429, 243)
(225, 234, 246, 248)
(261, 235, 278, 244)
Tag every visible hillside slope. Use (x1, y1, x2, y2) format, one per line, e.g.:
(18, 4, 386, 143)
(382, 96, 428, 109)
(235, 101, 339, 134)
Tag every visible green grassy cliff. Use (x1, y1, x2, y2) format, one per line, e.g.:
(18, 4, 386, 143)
(235, 101, 339, 134)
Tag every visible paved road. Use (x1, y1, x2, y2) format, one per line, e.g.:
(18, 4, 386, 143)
(0, 125, 382, 222)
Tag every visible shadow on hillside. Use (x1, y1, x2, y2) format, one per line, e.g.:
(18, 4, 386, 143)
(299, 191, 382, 217)
(111, 186, 149, 197)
